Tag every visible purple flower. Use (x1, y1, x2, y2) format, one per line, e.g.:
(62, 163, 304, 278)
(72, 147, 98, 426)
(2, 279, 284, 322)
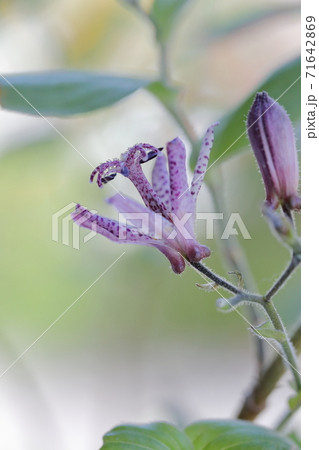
(247, 92, 300, 211)
(72, 124, 218, 274)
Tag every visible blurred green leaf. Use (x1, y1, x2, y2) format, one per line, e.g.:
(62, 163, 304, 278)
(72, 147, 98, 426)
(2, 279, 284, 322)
(289, 390, 301, 411)
(185, 420, 296, 450)
(206, 5, 299, 42)
(150, 0, 191, 43)
(192, 57, 301, 167)
(0, 71, 150, 116)
(147, 80, 179, 105)
(101, 421, 296, 449)
(147, 80, 180, 113)
(100, 422, 194, 450)
(288, 432, 301, 448)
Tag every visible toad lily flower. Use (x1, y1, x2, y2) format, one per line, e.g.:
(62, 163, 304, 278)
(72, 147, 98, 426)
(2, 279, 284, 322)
(247, 92, 300, 211)
(72, 123, 218, 274)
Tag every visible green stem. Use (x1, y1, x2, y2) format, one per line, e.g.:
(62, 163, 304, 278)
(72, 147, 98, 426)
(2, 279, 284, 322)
(264, 253, 300, 301)
(206, 173, 266, 376)
(263, 300, 301, 391)
(237, 325, 301, 421)
(190, 260, 301, 392)
(129, 1, 171, 87)
(162, 100, 198, 148)
(189, 261, 242, 295)
(159, 41, 170, 86)
(276, 404, 300, 432)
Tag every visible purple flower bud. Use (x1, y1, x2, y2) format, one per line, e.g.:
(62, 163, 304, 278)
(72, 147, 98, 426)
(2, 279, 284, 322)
(247, 92, 300, 211)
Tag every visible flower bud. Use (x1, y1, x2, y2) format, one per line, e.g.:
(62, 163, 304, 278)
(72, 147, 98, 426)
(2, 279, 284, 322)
(247, 92, 300, 211)
(262, 204, 301, 255)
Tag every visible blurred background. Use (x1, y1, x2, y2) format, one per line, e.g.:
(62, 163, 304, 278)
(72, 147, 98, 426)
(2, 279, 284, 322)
(0, 0, 300, 449)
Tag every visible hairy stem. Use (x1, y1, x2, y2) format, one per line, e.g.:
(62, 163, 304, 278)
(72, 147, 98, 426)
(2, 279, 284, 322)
(189, 261, 242, 295)
(237, 325, 301, 421)
(264, 254, 300, 301)
(206, 173, 265, 375)
(263, 300, 301, 390)
(191, 260, 301, 393)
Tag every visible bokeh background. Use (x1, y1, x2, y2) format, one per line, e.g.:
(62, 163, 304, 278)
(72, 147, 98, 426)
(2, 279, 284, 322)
(0, 1, 300, 449)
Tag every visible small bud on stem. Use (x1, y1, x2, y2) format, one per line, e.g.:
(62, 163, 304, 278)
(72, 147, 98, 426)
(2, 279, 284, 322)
(247, 92, 300, 212)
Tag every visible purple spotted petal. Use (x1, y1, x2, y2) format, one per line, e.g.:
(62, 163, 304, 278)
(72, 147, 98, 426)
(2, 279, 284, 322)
(191, 122, 218, 198)
(166, 138, 194, 223)
(90, 160, 123, 188)
(74, 130, 217, 273)
(168, 212, 211, 263)
(71, 204, 155, 245)
(123, 145, 169, 217)
(152, 153, 171, 210)
(72, 204, 186, 273)
(107, 194, 174, 240)
(91, 144, 169, 218)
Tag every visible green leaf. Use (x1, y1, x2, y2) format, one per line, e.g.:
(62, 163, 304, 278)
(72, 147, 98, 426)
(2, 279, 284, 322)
(289, 390, 301, 411)
(147, 80, 179, 107)
(185, 420, 296, 450)
(196, 57, 301, 167)
(150, 0, 191, 43)
(0, 71, 150, 117)
(288, 432, 301, 448)
(100, 422, 194, 450)
(252, 321, 287, 342)
(206, 5, 299, 43)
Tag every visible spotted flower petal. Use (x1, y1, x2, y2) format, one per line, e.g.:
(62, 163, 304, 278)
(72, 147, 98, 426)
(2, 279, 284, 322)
(73, 126, 217, 273)
(90, 159, 123, 188)
(152, 153, 172, 210)
(107, 194, 175, 241)
(72, 204, 185, 273)
(166, 137, 194, 219)
(191, 122, 218, 198)
(91, 144, 169, 217)
(72, 204, 157, 245)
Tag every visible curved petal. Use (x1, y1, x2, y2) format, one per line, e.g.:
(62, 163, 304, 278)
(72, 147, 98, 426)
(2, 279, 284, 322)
(166, 137, 195, 232)
(90, 159, 123, 188)
(123, 144, 169, 217)
(71, 204, 155, 245)
(107, 194, 174, 240)
(183, 241, 211, 262)
(152, 244, 186, 274)
(72, 204, 186, 273)
(191, 122, 218, 199)
(152, 153, 171, 210)
(90, 144, 169, 217)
